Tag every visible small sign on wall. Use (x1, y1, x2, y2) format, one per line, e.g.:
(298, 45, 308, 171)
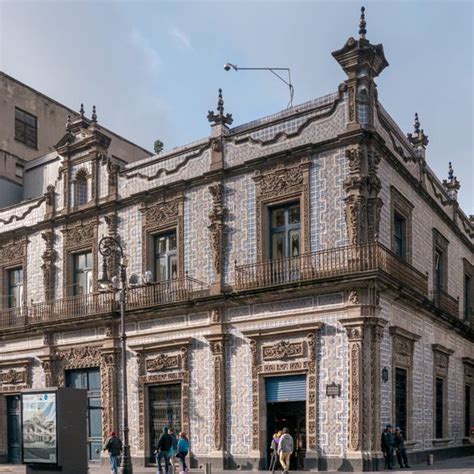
(326, 381, 341, 398)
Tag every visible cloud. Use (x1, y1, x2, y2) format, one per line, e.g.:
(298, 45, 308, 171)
(129, 27, 161, 72)
(169, 26, 192, 50)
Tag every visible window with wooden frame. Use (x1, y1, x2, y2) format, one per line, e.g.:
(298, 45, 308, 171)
(72, 251, 93, 295)
(432, 344, 453, 441)
(390, 187, 413, 263)
(432, 229, 449, 295)
(7, 267, 23, 308)
(390, 326, 420, 441)
(154, 231, 178, 282)
(463, 359, 474, 438)
(253, 161, 310, 264)
(463, 259, 473, 321)
(140, 195, 184, 282)
(15, 107, 37, 148)
(74, 168, 89, 207)
(0, 239, 27, 310)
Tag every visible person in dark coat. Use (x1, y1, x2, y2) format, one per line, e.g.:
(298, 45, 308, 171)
(155, 426, 174, 474)
(381, 424, 395, 470)
(394, 427, 410, 468)
(103, 431, 123, 474)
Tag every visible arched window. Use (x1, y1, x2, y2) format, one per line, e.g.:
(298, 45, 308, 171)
(75, 168, 89, 206)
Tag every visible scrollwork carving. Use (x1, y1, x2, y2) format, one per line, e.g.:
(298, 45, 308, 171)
(262, 340, 304, 361)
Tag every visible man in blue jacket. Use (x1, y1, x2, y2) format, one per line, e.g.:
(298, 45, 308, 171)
(155, 426, 173, 474)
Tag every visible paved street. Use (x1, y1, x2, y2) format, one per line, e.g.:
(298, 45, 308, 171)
(0, 456, 473, 474)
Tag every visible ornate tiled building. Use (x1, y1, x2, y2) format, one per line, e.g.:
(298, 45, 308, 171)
(0, 9, 473, 471)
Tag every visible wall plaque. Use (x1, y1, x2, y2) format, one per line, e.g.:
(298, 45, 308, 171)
(326, 382, 341, 398)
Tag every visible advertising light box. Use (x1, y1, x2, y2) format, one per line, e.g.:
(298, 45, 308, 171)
(21, 392, 58, 464)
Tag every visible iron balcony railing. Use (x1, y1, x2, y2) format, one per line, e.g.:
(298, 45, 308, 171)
(235, 242, 429, 298)
(430, 288, 460, 318)
(0, 275, 209, 330)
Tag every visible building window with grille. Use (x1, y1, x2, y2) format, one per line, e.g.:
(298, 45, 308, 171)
(465, 274, 472, 320)
(7, 268, 23, 308)
(154, 232, 177, 281)
(74, 169, 89, 207)
(434, 249, 444, 293)
(393, 212, 406, 259)
(465, 384, 472, 438)
(269, 202, 301, 260)
(395, 367, 408, 436)
(435, 377, 444, 439)
(73, 252, 93, 295)
(15, 108, 37, 148)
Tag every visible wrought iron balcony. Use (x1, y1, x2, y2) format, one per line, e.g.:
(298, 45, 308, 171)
(430, 288, 460, 318)
(0, 275, 209, 330)
(235, 242, 429, 297)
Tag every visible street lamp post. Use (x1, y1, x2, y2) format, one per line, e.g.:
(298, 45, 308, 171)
(223, 63, 295, 108)
(98, 236, 133, 474)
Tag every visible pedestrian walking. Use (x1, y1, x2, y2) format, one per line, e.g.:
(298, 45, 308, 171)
(176, 431, 190, 473)
(277, 427, 293, 474)
(381, 424, 395, 470)
(269, 430, 282, 473)
(394, 427, 410, 469)
(155, 426, 174, 474)
(103, 431, 123, 474)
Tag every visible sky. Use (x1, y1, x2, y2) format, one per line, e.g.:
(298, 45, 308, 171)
(0, 0, 472, 213)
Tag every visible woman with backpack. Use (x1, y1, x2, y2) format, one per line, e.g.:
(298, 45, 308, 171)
(176, 431, 190, 473)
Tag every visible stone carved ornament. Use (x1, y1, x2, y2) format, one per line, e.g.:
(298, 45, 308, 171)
(1, 368, 26, 385)
(146, 353, 180, 372)
(262, 340, 304, 361)
(143, 199, 179, 226)
(254, 163, 304, 197)
(208, 184, 228, 275)
(41, 230, 58, 300)
(0, 240, 25, 264)
(63, 220, 95, 248)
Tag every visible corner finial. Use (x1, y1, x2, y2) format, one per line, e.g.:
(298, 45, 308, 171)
(443, 161, 460, 199)
(207, 88, 233, 126)
(359, 6, 367, 39)
(91, 105, 97, 123)
(66, 114, 71, 130)
(414, 112, 420, 134)
(80, 103, 85, 118)
(448, 162, 454, 181)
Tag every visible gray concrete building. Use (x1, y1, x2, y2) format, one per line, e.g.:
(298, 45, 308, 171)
(0, 9, 472, 472)
(0, 72, 152, 207)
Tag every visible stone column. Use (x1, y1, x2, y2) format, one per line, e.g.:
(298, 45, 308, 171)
(340, 316, 386, 470)
(205, 310, 227, 468)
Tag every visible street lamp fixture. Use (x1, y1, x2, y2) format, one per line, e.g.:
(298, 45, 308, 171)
(224, 62, 295, 108)
(98, 236, 133, 474)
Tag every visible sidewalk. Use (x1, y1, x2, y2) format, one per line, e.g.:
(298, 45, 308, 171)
(0, 456, 473, 473)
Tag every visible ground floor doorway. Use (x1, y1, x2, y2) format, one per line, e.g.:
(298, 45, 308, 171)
(265, 375, 306, 470)
(6, 395, 21, 464)
(148, 383, 182, 463)
(65, 368, 102, 461)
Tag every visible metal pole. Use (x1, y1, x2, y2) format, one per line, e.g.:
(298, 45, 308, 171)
(119, 263, 133, 474)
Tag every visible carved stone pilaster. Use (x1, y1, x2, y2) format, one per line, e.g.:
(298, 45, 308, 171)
(208, 183, 228, 294)
(343, 145, 382, 245)
(206, 334, 227, 456)
(341, 317, 386, 457)
(41, 230, 58, 300)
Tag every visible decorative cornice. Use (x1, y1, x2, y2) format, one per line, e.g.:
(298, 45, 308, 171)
(431, 343, 454, 356)
(389, 326, 421, 342)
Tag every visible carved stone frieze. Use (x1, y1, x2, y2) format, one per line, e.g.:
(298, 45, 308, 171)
(432, 344, 454, 378)
(262, 340, 304, 361)
(62, 219, 96, 249)
(0, 359, 32, 393)
(254, 163, 304, 197)
(0, 239, 25, 264)
(146, 353, 180, 372)
(143, 200, 179, 227)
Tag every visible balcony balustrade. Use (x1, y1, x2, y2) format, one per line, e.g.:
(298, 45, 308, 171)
(0, 275, 209, 330)
(235, 242, 429, 297)
(431, 288, 460, 318)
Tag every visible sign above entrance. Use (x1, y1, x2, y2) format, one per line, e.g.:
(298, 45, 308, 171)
(326, 382, 341, 398)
